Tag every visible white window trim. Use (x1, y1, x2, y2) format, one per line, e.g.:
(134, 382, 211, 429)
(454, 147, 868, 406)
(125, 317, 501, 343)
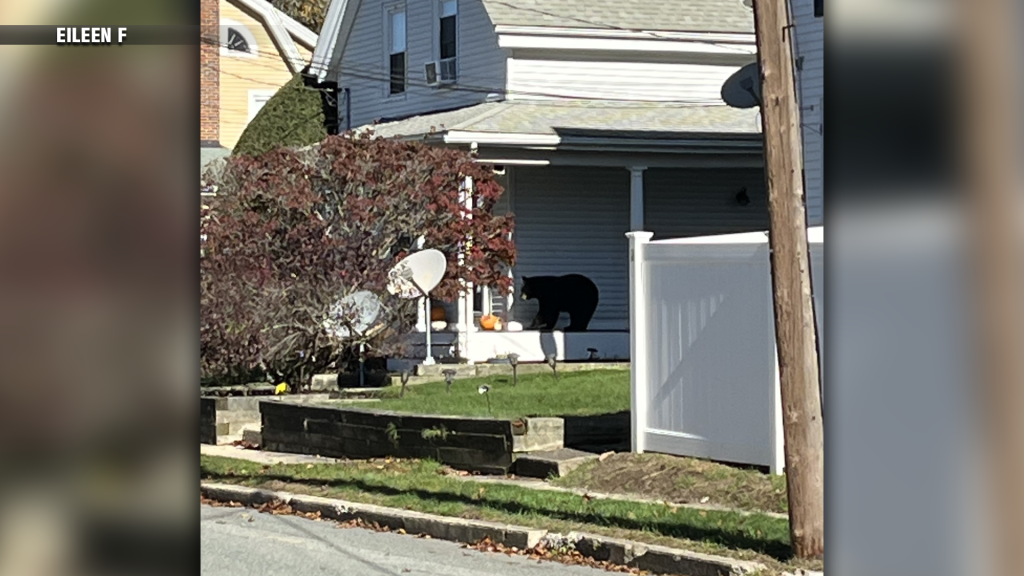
(383, 2, 408, 100)
(221, 19, 259, 58)
(248, 89, 276, 122)
(432, 0, 459, 85)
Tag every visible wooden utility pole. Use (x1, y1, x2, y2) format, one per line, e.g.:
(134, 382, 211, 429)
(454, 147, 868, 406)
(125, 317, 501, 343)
(751, 0, 824, 560)
(963, 0, 1024, 574)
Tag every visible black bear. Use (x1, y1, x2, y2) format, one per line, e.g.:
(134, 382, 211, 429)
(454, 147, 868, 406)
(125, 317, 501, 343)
(520, 274, 599, 332)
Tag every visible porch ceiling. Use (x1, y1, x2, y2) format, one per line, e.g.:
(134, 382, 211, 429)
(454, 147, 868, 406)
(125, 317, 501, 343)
(363, 100, 762, 150)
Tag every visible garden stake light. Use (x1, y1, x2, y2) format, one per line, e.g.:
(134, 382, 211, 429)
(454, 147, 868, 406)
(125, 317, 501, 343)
(478, 385, 492, 414)
(399, 369, 411, 398)
(508, 353, 519, 386)
(443, 369, 457, 394)
(546, 353, 558, 379)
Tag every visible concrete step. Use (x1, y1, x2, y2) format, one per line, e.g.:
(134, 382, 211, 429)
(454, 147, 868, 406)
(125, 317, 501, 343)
(215, 410, 261, 425)
(512, 448, 598, 479)
(414, 364, 479, 378)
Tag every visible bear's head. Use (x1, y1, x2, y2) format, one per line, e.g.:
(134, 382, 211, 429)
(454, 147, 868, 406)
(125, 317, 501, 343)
(520, 277, 536, 301)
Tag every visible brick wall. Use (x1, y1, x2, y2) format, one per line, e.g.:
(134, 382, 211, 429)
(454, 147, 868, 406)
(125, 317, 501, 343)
(200, 0, 220, 145)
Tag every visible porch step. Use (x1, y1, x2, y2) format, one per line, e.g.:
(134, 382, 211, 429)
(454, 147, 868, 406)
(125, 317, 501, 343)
(513, 448, 598, 479)
(414, 364, 478, 378)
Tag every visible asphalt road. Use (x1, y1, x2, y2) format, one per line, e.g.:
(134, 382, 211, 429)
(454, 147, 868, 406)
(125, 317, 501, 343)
(200, 504, 610, 576)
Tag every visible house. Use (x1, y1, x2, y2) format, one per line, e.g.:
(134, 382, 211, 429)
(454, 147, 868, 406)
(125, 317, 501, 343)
(307, 0, 822, 364)
(200, 0, 318, 170)
(790, 0, 823, 227)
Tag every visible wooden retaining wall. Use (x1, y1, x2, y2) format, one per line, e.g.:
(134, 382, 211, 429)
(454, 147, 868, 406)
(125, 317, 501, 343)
(562, 411, 632, 452)
(200, 397, 217, 445)
(260, 402, 562, 475)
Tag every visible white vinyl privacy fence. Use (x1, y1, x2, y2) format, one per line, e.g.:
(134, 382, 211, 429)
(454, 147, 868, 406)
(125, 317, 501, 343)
(628, 228, 823, 474)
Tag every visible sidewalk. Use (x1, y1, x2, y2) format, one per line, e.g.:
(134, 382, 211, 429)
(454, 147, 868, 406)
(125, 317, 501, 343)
(200, 444, 789, 520)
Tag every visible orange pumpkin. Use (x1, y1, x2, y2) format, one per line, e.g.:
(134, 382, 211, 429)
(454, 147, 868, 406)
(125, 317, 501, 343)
(479, 314, 499, 331)
(430, 306, 446, 322)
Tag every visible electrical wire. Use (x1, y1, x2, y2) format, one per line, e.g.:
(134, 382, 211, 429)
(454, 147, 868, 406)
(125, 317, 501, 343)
(201, 34, 738, 106)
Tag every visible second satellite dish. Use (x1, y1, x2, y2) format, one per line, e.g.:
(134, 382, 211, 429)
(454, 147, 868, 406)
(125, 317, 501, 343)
(721, 62, 762, 109)
(324, 290, 382, 339)
(387, 249, 447, 298)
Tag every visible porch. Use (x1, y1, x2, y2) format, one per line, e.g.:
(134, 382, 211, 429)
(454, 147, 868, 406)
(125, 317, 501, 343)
(366, 100, 766, 364)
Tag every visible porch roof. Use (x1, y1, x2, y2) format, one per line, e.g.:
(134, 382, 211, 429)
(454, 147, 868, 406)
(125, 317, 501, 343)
(363, 100, 761, 149)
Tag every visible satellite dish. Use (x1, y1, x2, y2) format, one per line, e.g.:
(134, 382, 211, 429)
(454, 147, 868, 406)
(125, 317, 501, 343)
(387, 249, 447, 298)
(721, 62, 762, 109)
(324, 290, 381, 339)
(387, 248, 448, 366)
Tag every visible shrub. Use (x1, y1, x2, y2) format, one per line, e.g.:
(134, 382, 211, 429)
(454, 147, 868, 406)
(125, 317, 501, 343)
(233, 73, 327, 158)
(201, 132, 515, 388)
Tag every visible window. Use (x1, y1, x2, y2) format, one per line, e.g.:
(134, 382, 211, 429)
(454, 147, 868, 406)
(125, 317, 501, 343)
(388, 8, 406, 95)
(438, 0, 457, 81)
(814, 0, 822, 17)
(248, 90, 275, 122)
(220, 20, 258, 57)
(440, 1, 457, 59)
(227, 29, 250, 53)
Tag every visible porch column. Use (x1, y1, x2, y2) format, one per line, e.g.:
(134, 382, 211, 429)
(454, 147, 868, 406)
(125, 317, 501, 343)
(629, 166, 647, 231)
(627, 231, 654, 453)
(457, 175, 476, 363)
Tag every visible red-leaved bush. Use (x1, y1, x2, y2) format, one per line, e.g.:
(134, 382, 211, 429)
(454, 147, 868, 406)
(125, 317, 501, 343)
(200, 133, 515, 388)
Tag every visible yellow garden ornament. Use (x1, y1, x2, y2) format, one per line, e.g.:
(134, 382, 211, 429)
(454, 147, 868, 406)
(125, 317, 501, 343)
(275, 383, 289, 395)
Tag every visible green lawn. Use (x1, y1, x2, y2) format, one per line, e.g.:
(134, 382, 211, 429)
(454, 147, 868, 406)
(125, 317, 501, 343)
(372, 369, 630, 418)
(201, 455, 817, 573)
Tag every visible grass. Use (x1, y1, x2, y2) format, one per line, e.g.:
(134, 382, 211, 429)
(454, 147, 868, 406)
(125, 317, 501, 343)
(553, 453, 790, 515)
(200, 455, 820, 573)
(370, 369, 630, 418)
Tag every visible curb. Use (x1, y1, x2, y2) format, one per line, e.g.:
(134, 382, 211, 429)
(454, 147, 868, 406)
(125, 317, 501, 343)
(200, 482, 767, 576)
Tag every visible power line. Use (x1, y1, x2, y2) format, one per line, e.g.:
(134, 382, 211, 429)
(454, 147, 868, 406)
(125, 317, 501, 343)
(201, 34, 736, 106)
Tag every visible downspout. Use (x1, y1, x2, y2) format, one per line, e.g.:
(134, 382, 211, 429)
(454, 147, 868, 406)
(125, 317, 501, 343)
(345, 87, 351, 131)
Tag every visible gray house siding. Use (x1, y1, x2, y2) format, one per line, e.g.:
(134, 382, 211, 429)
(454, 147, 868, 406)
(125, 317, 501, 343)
(791, 0, 823, 226)
(338, 0, 508, 128)
(643, 168, 770, 239)
(507, 166, 631, 331)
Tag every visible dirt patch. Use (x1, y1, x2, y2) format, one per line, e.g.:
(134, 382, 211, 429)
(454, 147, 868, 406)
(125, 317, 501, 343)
(553, 453, 789, 515)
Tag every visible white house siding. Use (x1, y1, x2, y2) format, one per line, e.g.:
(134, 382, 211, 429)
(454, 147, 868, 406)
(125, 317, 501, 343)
(643, 168, 770, 239)
(505, 58, 746, 103)
(790, 0, 823, 225)
(507, 166, 631, 331)
(338, 0, 508, 128)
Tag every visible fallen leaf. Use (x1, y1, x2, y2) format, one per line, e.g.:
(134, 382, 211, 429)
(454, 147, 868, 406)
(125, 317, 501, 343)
(598, 451, 614, 462)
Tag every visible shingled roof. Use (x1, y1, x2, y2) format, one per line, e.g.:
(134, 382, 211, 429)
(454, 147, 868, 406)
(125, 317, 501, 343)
(365, 100, 761, 140)
(480, 0, 755, 34)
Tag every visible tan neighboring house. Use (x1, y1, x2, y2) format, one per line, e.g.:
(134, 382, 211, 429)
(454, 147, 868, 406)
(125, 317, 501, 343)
(200, 0, 318, 169)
